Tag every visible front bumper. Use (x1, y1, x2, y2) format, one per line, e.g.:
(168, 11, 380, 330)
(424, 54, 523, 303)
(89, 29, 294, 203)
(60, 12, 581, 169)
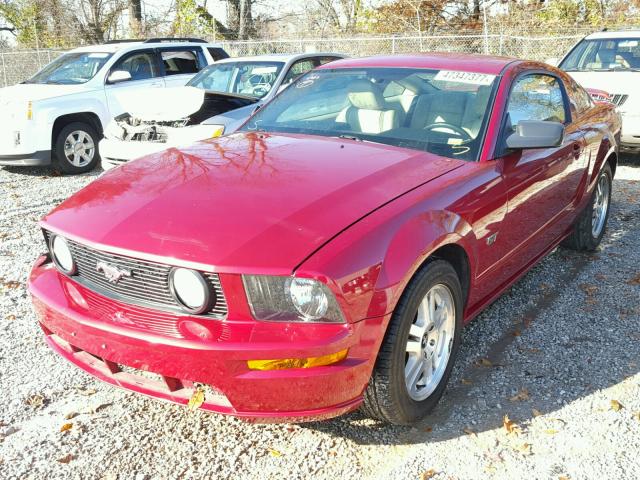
(29, 256, 381, 422)
(619, 112, 640, 149)
(0, 150, 51, 166)
(99, 138, 168, 170)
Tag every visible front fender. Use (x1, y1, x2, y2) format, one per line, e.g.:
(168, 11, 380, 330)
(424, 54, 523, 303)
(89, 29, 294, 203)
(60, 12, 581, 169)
(296, 201, 476, 323)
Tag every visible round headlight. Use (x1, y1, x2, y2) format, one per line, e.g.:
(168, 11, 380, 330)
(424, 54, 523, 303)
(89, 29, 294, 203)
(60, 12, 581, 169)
(50, 235, 75, 274)
(288, 278, 329, 321)
(169, 268, 210, 314)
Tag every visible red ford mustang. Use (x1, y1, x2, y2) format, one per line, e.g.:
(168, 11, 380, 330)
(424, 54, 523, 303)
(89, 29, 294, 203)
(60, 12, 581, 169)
(29, 54, 620, 425)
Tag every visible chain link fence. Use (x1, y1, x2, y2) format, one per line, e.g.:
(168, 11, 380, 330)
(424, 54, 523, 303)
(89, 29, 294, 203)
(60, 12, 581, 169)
(0, 33, 583, 87)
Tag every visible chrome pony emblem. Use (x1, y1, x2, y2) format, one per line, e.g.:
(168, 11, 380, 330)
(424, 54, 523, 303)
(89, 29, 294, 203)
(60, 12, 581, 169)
(96, 261, 132, 284)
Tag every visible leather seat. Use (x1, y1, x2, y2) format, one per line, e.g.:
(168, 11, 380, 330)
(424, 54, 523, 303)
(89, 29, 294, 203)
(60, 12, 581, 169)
(343, 80, 402, 134)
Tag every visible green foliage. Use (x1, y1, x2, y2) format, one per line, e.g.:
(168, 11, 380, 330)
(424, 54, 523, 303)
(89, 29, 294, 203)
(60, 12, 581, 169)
(174, 0, 231, 40)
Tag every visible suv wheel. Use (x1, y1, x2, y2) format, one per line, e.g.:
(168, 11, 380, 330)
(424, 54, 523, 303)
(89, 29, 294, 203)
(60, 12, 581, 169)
(362, 260, 463, 425)
(54, 122, 100, 174)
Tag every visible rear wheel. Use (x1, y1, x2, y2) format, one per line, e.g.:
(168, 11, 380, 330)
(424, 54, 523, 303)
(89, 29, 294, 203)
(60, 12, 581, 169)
(562, 163, 612, 251)
(362, 260, 463, 425)
(53, 122, 100, 174)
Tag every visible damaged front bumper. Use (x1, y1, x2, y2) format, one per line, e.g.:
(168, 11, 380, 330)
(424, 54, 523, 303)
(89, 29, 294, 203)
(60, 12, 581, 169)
(100, 119, 225, 170)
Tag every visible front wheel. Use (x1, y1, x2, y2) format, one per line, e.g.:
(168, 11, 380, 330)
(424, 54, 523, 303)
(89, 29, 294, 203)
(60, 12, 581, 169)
(53, 122, 101, 174)
(362, 260, 463, 425)
(562, 163, 612, 251)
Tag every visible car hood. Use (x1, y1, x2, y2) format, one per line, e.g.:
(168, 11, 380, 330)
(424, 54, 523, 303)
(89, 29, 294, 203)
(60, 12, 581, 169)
(567, 71, 639, 110)
(115, 86, 258, 123)
(42, 132, 464, 272)
(0, 83, 93, 104)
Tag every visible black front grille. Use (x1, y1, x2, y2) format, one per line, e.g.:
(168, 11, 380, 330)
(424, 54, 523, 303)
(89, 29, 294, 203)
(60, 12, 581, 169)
(611, 94, 629, 107)
(44, 230, 227, 318)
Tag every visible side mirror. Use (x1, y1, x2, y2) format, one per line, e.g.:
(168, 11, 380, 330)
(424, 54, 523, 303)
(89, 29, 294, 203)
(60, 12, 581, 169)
(545, 57, 560, 67)
(506, 120, 564, 150)
(107, 70, 132, 84)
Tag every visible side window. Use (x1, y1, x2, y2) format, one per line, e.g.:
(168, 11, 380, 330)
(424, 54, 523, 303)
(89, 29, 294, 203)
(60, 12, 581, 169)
(282, 59, 316, 85)
(111, 51, 159, 81)
(207, 47, 229, 62)
(507, 74, 566, 128)
(569, 80, 593, 115)
(160, 49, 200, 75)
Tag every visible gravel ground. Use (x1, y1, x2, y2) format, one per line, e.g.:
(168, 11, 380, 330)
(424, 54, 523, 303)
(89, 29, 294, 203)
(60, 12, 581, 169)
(1, 158, 639, 480)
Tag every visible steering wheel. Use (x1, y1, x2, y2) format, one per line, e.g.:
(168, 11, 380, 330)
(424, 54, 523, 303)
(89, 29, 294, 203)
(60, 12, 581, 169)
(423, 122, 472, 142)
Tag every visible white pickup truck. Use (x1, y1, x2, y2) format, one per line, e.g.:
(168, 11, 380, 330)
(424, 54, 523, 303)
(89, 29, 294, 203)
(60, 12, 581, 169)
(0, 38, 228, 174)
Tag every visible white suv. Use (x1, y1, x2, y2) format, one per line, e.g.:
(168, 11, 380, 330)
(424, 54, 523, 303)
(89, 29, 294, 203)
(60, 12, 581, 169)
(0, 38, 228, 174)
(558, 30, 640, 151)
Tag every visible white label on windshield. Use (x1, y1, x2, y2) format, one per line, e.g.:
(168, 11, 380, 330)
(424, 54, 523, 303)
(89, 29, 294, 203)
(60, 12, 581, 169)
(252, 66, 278, 74)
(434, 70, 496, 86)
(88, 53, 110, 58)
(619, 40, 638, 48)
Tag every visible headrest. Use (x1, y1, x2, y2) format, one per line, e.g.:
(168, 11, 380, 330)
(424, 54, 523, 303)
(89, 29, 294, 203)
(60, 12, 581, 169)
(348, 80, 386, 110)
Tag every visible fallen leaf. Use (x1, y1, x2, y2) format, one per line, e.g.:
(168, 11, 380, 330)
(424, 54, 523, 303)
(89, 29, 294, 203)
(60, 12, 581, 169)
(187, 387, 205, 412)
(503, 415, 521, 435)
(512, 329, 521, 337)
(77, 388, 96, 396)
(558, 476, 569, 480)
(475, 358, 493, 367)
(627, 273, 640, 286)
(632, 412, 640, 422)
(25, 394, 45, 408)
(611, 400, 624, 412)
(532, 408, 543, 417)
(5, 314, 16, 321)
(484, 464, 497, 474)
(268, 448, 282, 457)
(423, 426, 433, 432)
(544, 429, 559, 435)
(64, 412, 78, 420)
(515, 443, 532, 455)
(59, 423, 73, 433)
(421, 469, 437, 480)
(509, 388, 530, 402)
(463, 427, 477, 437)
(579, 283, 598, 296)
(56, 454, 74, 464)
(461, 378, 472, 385)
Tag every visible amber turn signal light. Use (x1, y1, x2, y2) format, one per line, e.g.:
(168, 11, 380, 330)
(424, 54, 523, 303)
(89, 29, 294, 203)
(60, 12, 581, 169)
(247, 349, 348, 371)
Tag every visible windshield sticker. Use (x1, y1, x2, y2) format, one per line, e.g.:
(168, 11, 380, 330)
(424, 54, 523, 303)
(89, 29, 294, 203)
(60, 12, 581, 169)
(252, 66, 278, 74)
(433, 70, 496, 86)
(296, 73, 320, 89)
(88, 53, 110, 58)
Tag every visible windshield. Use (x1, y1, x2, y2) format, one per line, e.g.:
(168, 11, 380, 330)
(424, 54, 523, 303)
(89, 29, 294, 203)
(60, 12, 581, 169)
(187, 61, 284, 99)
(240, 67, 497, 161)
(560, 38, 640, 71)
(25, 52, 112, 84)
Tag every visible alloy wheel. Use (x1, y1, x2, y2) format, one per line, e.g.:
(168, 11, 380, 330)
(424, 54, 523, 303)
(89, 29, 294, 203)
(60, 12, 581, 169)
(63, 130, 95, 168)
(404, 283, 455, 401)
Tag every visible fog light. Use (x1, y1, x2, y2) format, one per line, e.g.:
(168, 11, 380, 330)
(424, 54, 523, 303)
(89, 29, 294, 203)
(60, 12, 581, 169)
(247, 349, 348, 370)
(169, 267, 210, 314)
(50, 235, 75, 275)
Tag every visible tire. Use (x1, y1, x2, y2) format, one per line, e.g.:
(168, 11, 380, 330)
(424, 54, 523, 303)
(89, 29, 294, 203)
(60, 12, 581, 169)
(362, 259, 463, 425)
(53, 122, 101, 174)
(562, 163, 613, 251)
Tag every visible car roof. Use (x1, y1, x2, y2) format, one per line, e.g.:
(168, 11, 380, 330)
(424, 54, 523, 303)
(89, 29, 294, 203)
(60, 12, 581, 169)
(215, 52, 345, 64)
(318, 53, 517, 75)
(585, 30, 640, 40)
(68, 41, 224, 55)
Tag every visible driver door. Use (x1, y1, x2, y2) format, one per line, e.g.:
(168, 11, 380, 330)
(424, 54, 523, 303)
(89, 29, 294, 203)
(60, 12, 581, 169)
(104, 50, 165, 118)
(495, 72, 585, 280)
